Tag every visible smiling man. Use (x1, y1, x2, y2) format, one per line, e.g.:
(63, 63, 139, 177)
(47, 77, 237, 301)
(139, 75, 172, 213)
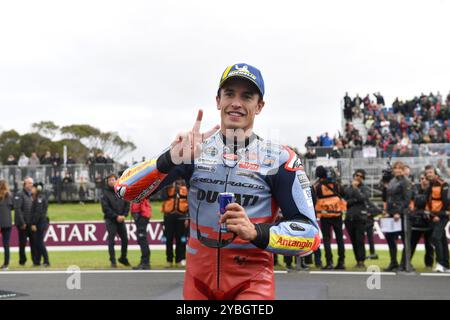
(115, 63, 320, 300)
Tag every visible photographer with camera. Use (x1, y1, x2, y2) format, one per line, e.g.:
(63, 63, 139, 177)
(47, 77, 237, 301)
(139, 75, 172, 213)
(313, 166, 346, 270)
(383, 161, 413, 272)
(424, 165, 449, 272)
(409, 172, 434, 269)
(344, 169, 370, 268)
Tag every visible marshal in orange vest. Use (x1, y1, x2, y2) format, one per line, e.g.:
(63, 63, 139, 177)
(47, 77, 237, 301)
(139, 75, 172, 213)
(162, 183, 189, 214)
(314, 182, 347, 218)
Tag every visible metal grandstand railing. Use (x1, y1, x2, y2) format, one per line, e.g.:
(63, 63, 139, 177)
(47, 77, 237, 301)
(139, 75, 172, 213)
(304, 156, 450, 198)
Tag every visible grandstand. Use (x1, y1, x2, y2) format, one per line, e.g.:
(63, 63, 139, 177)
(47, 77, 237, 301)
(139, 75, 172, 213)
(303, 91, 450, 197)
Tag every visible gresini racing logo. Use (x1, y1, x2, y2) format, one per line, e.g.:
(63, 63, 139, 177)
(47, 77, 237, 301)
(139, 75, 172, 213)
(192, 178, 265, 190)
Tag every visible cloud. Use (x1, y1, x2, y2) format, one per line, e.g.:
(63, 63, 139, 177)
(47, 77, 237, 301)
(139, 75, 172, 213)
(0, 0, 449, 162)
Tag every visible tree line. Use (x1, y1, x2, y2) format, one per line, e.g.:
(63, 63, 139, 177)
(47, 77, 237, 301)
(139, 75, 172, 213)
(0, 121, 136, 163)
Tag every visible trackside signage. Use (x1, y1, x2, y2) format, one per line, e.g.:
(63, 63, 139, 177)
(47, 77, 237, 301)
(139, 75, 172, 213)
(3, 220, 450, 247)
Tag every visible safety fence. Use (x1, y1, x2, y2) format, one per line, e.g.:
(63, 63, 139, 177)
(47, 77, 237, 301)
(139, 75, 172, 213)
(304, 156, 450, 198)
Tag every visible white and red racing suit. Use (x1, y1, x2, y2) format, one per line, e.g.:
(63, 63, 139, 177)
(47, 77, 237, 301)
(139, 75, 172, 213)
(115, 132, 320, 300)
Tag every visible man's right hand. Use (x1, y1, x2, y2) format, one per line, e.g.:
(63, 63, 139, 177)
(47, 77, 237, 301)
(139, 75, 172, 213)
(170, 109, 219, 165)
(116, 216, 125, 223)
(21, 224, 27, 230)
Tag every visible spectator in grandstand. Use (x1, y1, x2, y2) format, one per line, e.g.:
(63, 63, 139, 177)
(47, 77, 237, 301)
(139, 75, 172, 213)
(94, 173, 104, 202)
(374, 92, 385, 106)
(62, 172, 75, 202)
(329, 146, 342, 159)
(0, 180, 13, 270)
(78, 176, 87, 204)
(161, 179, 189, 267)
(40, 151, 52, 184)
(320, 132, 334, 147)
(303, 147, 317, 160)
(52, 152, 62, 171)
(399, 132, 412, 157)
(86, 152, 96, 182)
(101, 173, 130, 268)
(132, 198, 152, 270)
(313, 166, 346, 270)
(28, 152, 40, 181)
(14, 177, 39, 266)
(344, 169, 370, 268)
(5, 155, 18, 190)
(95, 152, 107, 178)
(31, 182, 50, 267)
(51, 171, 63, 204)
(343, 92, 353, 121)
(424, 165, 449, 272)
(410, 172, 434, 269)
(352, 94, 363, 119)
(105, 154, 115, 175)
(18, 152, 29, 180)
(66, 155, 76, 178)
(383, 161, 412, 272)
(305, 136, 315, 149)
(365, 115, 375, 130)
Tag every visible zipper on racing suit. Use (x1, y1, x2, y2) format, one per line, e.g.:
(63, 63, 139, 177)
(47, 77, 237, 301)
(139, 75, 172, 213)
(217, 166, 231, 290)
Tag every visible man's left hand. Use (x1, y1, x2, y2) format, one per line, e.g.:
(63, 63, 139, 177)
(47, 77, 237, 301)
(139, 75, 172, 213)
(219, 203, 257, 241)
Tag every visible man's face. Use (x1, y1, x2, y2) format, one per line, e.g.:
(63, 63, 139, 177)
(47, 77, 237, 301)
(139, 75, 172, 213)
(24, 178, 34, 192)
(354, 172, 365, 184)
(216, 78, 264, 133)
(425, 168, 436, 181)
(107, 177, 116, 188)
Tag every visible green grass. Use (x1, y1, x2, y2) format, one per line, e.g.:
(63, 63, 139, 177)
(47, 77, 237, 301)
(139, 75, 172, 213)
(44, 201, 165, 222)
(2, 249, 434, 272)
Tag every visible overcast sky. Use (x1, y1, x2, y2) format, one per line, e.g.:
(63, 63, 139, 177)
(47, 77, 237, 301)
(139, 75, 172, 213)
(1, 0, 449, 163)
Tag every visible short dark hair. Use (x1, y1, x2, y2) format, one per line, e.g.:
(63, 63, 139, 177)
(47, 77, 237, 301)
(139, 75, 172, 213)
(424, 165, 437, 175)
(353, 169, 366, 179)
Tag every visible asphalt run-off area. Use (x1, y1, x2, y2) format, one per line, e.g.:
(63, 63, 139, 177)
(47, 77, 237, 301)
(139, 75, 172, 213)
(1, 270, 449, 300)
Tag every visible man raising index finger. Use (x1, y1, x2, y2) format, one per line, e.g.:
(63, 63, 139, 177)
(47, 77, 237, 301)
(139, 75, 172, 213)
(115, 63, 320, 300)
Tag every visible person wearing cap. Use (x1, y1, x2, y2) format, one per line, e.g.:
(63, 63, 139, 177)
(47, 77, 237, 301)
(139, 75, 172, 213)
(101, 173, 131, 268)
(115, 63, 320, 299)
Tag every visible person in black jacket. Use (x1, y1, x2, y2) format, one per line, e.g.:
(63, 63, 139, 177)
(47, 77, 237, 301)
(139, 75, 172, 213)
(31, 183, 50, 267)
(410, 172, 434, 268)
(101, 173, 130, 268)
(14, 176, 39, 266)
(0, 180, 14, 270)
(344, 169, 370, 268)
(383, 161, 413, 272)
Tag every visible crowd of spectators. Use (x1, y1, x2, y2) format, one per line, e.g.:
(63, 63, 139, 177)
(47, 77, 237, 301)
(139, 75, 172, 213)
(305, 90, 450, 159)
(0, 150, 118, 203)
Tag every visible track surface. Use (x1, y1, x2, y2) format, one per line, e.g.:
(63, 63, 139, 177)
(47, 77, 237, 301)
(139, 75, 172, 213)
(1, 271, 449, 300)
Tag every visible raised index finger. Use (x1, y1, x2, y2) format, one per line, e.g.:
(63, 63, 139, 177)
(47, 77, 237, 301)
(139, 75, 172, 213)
(192, 109, 203, 133)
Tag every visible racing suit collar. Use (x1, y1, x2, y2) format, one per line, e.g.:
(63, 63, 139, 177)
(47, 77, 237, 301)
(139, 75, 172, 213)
(218, 132, 259, 154)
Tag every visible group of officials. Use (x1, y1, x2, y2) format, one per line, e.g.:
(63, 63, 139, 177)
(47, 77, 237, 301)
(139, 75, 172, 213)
(100, 173, 188, 269)
(312, 162, 449, 272)
(0, 178, 50, 270)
